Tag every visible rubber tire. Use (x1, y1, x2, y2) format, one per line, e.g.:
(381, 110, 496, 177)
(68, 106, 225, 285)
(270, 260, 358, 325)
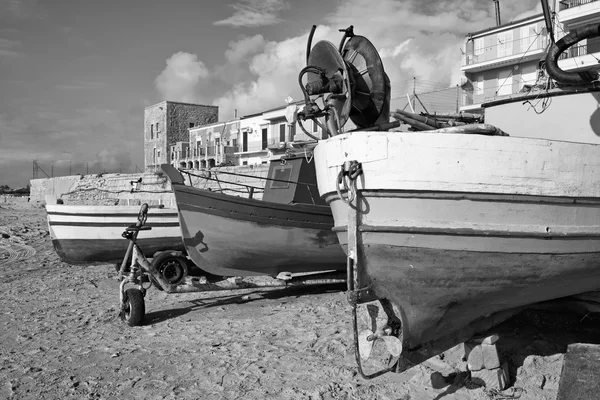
(151, 251, 189, 291)
(120, 288, 145, 326)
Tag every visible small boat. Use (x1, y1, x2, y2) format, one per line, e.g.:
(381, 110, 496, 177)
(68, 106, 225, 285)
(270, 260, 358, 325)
(297, 17, 600, 377)
(161, 149, 346, 277)
(47, 204, 184, 265)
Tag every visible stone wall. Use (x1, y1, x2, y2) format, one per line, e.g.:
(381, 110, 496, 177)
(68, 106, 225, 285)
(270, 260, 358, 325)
(1, 195, 30, 204)
(29, 165, 270, 206)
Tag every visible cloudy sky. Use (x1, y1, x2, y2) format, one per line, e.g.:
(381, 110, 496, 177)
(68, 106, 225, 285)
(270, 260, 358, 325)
(0, 0, 540, 188)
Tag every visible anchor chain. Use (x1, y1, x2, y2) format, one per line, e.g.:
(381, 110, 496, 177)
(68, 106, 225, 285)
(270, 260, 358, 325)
(336, 160, 362, 204)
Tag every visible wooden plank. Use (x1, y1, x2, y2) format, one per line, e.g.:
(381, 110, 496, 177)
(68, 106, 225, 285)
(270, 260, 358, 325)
(557, 343, 600, 400)
(315, 131, 600, 198)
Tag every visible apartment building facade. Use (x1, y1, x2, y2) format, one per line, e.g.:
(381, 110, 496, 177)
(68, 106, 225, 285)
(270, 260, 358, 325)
(460, 13, 548, 112)
(555, 0, 600, 71)
(460, 0, 600, 113)
(170, 102, 325, 169)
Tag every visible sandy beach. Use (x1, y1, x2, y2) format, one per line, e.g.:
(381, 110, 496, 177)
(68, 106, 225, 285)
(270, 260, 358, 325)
(1, 201, 600, 400)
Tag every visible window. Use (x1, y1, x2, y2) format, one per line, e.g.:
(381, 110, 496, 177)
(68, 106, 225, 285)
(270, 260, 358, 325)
(279, 124, 286, 142)
(150, 124, 154, 139)
(157, 150, 161, 160)
(242, 161, 248, 166)
(497, 70, 513, 96)
(270, 165, 293, 189)
(520, 64, 538, 90)
(215, 138, 221, 154)
(497, 31, 513, 58)
(232, 139, 237, 147)
(153, 148, 156, 165)
(156, 122, 160, 132)
(475, 75, 484, 95)
(474, 37, 484, 57)
(189, 122, 195, 128)
(261, 128, 268, 150)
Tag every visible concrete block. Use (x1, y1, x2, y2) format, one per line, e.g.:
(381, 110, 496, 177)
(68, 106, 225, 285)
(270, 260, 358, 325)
(482, 343, 501, 370)
(557, 343, 600, 400)
(465, 342, 485, 371)
(470, 361, 509, 391)
(472, 334, 499, 345)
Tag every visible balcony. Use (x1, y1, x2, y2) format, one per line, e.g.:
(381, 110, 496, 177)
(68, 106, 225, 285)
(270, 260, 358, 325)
(557, 37, 600, 71)
(462, 35, 548, 73)
(560, 0, 599, 10)
(559, 0, 600, 29)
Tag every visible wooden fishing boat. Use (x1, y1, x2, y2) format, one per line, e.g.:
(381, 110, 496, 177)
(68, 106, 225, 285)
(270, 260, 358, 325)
(314, 131, 600, 368)
(46, 204, 184, 265)
(160, 151, 346, 277)
(297, 16, 600, 376)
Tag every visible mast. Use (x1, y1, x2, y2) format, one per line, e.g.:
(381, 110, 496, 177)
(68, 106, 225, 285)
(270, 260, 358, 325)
(493, 0, 502, 26)
(541, 0, 555, 44)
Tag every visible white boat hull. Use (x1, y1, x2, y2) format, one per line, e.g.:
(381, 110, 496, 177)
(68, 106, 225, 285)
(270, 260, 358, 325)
(46, 205, 184, 265)
(314, 131, 600, 354)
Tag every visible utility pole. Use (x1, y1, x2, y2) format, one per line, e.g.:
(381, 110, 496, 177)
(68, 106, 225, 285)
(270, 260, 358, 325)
(456, 84, 460, 113)
(412, 77, 417, 112)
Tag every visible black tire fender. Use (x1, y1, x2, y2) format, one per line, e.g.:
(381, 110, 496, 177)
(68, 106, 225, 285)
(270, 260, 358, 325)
(545, 24, 600, 85)
(150, 251, 189, 290)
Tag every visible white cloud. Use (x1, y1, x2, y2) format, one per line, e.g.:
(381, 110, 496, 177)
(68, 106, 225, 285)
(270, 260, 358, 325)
(225, 34, 266, 63)
(154, 52, 209, 103)
(156, 0, 540, 121)
(214, 0, 289, 27)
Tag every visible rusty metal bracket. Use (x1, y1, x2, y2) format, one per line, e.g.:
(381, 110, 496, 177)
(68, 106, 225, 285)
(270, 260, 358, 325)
(347, 189, 395, 379)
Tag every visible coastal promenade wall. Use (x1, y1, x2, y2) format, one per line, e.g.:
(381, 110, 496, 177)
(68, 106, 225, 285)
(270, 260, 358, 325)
(29, 165, 269, 206)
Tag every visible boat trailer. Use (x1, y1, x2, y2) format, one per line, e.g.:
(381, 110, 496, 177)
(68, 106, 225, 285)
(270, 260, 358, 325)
(117, 203, 346, 326)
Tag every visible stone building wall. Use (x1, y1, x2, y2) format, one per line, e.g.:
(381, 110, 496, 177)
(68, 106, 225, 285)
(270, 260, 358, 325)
(144, 101, 219, 172)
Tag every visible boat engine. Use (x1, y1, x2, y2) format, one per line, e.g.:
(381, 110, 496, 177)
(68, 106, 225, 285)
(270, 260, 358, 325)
(297, 26, 391, 138)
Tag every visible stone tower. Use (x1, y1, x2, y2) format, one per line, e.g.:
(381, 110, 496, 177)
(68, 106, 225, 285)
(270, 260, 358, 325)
(144, 101, 218, 172)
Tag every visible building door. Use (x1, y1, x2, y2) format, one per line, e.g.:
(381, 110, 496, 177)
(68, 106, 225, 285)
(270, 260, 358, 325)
(243, 131, 248, 152)
(262, 127, 268, 150)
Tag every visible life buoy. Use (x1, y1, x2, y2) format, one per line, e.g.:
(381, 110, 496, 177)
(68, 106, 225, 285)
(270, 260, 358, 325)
(545, 24, 600, 85)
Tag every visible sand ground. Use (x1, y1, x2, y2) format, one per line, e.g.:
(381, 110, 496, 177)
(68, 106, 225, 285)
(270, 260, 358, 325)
(1, 201, 600, 400)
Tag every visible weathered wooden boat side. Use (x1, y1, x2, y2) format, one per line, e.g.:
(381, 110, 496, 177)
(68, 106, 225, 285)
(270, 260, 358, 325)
(314, 131, 600, 357)
(170, 182, 345, 277)
(47, 205, 184, 265)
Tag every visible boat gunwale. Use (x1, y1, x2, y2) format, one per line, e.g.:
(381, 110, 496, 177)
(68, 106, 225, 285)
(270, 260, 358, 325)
(173, 182, 333, 217)
(482, 86, 600, 108)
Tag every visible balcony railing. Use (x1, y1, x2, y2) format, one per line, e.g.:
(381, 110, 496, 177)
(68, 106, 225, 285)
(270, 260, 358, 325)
(464, 35, 548, 66)
(560, 0, 599, 10)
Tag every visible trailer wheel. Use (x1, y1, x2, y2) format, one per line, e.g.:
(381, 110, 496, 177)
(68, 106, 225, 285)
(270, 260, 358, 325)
(151, 251, 189, 290)
(120, 288, 145, 326)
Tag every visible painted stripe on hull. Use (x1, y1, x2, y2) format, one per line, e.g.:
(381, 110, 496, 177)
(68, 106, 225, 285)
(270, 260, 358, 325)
(350, 242, 600, 350)
(48, 225, 181, 240)
(48, 221, 179, 228)
(52, 237, 185, 265)
(47, 211, 179, 218)
(336, 230, 600, 254)
(324, 191, 600, 253)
